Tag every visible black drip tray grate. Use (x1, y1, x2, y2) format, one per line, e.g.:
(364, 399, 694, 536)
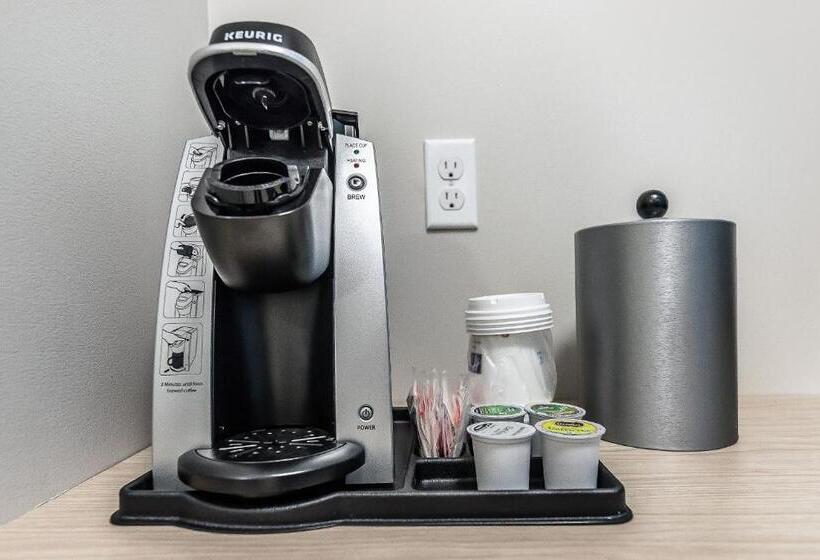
(213, 427, 336, 462)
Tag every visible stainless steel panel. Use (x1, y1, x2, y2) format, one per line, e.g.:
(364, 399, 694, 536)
(333, 135, 394, 484)
(575, 218, 737, 451)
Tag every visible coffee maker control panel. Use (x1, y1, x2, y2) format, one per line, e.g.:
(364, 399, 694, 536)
(339, 145, 373, 195)
(333, 135, 394, 485)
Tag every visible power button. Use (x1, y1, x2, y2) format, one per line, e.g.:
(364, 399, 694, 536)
(358, 405, 374, 422)
(347, 174, 366, 190)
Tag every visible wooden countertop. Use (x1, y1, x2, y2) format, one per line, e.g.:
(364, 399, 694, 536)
(2, 395, 819, 559)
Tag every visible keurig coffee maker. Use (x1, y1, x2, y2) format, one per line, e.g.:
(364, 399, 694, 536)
(114, 21, 631, 532)
(151, 21, 394, 497)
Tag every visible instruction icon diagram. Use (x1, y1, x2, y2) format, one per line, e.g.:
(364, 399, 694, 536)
(173, 206, 198, 237)
(160, 323, 202, 375)
(168, 241, 205, 277)
(179, 172, 202, 202)
(163, 280, 205, 318)
(186, 144, 217, 169)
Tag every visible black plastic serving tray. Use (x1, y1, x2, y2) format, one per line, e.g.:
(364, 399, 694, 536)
(112, 409, 632, 532)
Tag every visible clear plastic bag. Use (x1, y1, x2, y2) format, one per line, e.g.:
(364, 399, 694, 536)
(406, 368, 472, 458)
(467, 330, 557, 406)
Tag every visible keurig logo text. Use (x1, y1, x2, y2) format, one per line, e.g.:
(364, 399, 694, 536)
(223, 30, 283, 43)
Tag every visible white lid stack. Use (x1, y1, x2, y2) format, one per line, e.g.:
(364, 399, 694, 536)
(465, 292, 553, 335)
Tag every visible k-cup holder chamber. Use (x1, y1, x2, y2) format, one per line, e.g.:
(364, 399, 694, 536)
(202, 157, 305, 215)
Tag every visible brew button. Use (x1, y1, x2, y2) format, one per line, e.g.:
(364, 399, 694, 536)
(347, 174, 366, 190)
(358, 405, 374, 422)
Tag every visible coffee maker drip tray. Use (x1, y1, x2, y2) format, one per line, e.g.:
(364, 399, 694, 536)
(114, 410, 632, 532)
(178, 427, 365, 499)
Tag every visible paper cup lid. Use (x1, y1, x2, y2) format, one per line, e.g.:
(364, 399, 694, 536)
(466, 293, 547, 313)
(525, 402, 586, 419)
(470, 404, 525, 420)
(466, 323, 553, 335)
(465, 293, 553, 334)
(467, 421, 535, 443)
(536, 419, 605, 440)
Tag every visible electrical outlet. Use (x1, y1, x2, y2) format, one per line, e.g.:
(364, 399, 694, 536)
(438, 158, 464, 180)
(425, 139, 477, 230)
(439, 188, 465, 210)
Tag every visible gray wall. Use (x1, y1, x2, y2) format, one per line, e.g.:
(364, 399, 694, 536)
(0, 1, 208, 523)
(210, 0, 820, 398)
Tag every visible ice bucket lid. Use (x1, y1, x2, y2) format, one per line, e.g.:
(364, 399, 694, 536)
(575, 189, 735, 237)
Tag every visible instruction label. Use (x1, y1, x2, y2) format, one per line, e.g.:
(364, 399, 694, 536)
(152, 137, 223, 391)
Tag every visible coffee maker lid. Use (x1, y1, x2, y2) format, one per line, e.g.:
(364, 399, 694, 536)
(189, 21, 334, 151)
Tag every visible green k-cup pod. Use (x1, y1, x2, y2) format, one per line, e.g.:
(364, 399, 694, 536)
(469, 403, 526, 423)
(525, 402, 586, 420)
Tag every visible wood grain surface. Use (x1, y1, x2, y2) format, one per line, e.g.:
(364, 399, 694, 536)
(1, 395, 818, 559)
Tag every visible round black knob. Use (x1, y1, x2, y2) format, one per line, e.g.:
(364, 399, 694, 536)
(636, 189, 668, 219)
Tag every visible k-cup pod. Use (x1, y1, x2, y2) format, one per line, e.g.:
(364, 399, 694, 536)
(467, 421, 535, 491)
(469, 404, 526, 424)
(536, 419, 605, 489)
(525, 402, 586, 457)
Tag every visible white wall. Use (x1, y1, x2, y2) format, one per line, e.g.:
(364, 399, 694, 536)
(0, 0, 208, 523)
(210, 0, 820, 399)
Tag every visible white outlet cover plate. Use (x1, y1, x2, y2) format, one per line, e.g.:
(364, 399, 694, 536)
(424, 138, 478, 230)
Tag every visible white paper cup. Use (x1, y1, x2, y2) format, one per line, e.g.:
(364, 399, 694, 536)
(536, 419, 605, 489)
(524, 402, 586, 457)
(469, 404, 526, 424)
(467, 421, 535, 491)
